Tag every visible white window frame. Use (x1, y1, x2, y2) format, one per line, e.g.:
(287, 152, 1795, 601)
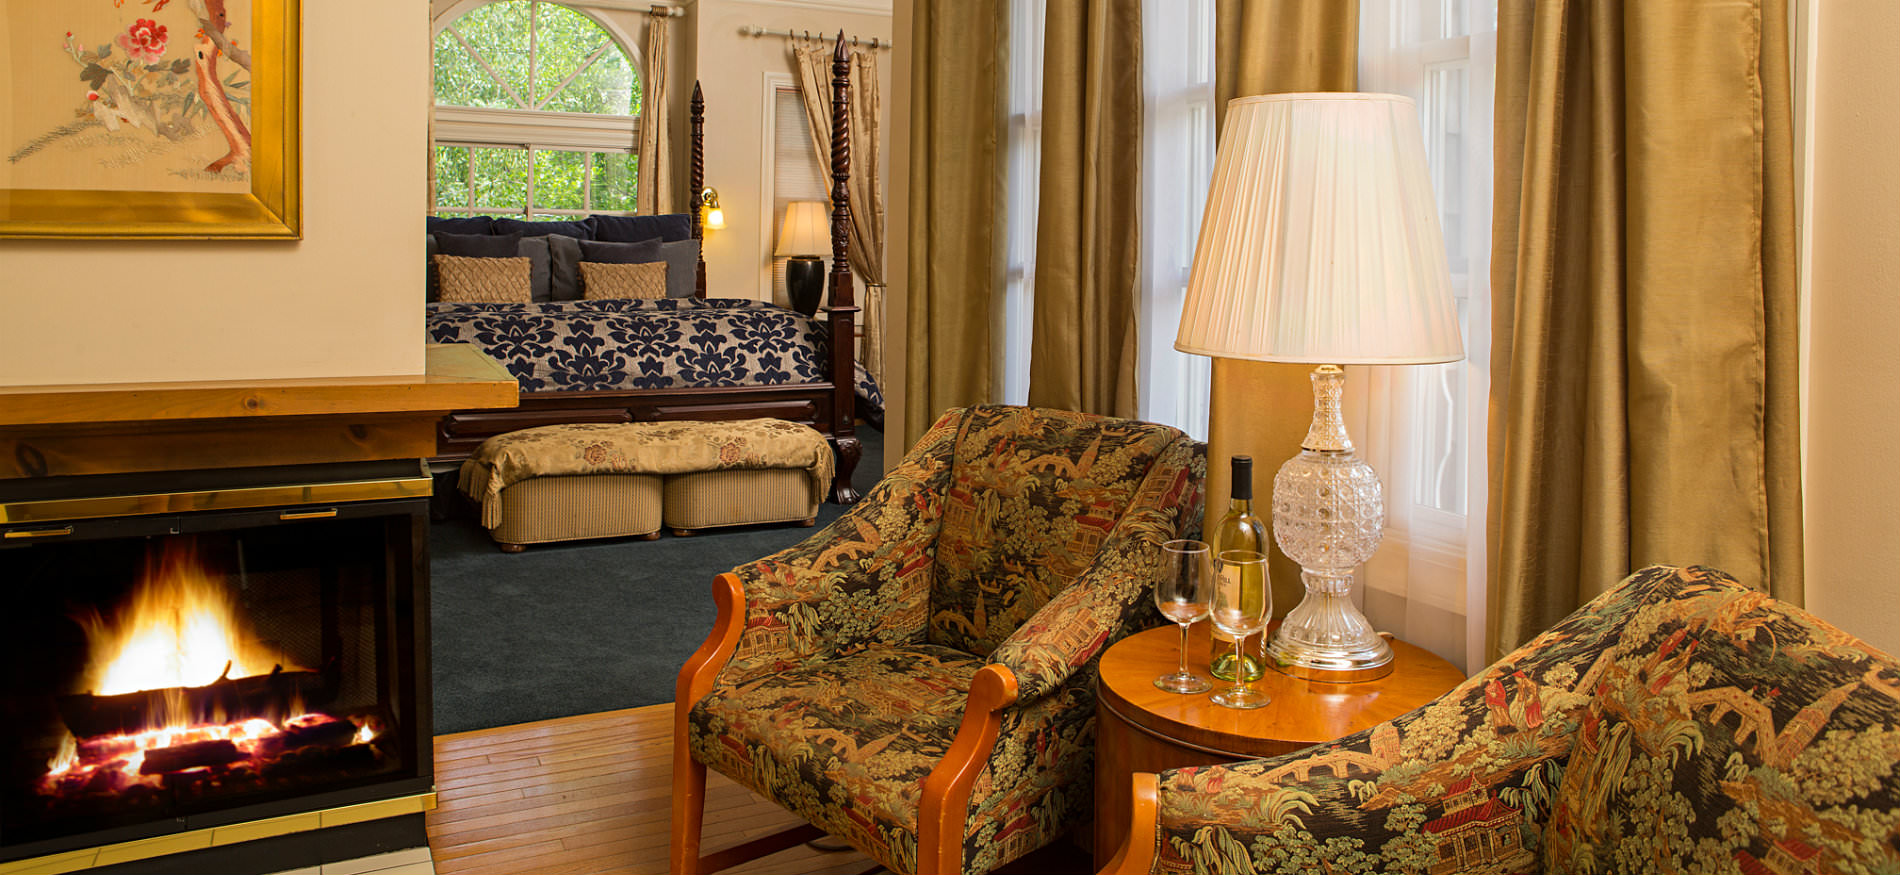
(1355, 0, 1497, 674)
(1000, 0, 1045, 405)
(430, 0, 644, 218)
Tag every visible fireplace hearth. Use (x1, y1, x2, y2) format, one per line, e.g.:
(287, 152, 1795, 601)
(0, 461, 434, 865)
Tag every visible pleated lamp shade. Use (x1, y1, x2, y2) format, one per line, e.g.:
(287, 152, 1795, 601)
(774, 201, 830, 257)
(1175, 93, 1464, 365)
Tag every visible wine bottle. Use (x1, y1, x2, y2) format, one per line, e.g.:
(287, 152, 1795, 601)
(1210, 455, 1268, 681)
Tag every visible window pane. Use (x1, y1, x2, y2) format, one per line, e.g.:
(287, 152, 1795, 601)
(446, 0, 533, 108)
(543, 42, 636, 115)
(1425, 63, 1468, 277)
(471, 147, 529, 213)
(592, 152, 637, 212)
(434, 27, 513, 109)
(533, 149, 586, 212)
(532, 4, 636, 114)
(434, 146, 470, 208)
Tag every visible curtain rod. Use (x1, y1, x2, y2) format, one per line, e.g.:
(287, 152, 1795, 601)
(737, 25, 894, 50)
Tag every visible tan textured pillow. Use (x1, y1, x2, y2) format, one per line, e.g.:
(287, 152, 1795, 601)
(435, 255, 531, 303)
(580, 260, 669, 300)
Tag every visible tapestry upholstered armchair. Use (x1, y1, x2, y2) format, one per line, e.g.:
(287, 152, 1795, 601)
(1104, 565, 1900, 874)
(669, 405, 1207, 875)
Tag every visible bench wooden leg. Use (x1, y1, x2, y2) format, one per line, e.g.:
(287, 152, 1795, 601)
(673, 528, 698, 538)
(639, 531, 662, 540)
(498, 543, 526, 554)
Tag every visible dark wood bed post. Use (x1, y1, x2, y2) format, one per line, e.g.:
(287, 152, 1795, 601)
(825, 35, 862, 505)
(689, 80, 707, 299)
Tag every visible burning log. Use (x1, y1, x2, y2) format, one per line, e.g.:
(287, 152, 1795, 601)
(279, 715, 357, 751)
(57, 664, 331, 740)
(139, 739, 244, 775)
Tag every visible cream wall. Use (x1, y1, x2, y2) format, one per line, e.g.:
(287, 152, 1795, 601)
(692, 0, 892, 304)
(0, 0, 427, 387)
(1803, 0, 1900, 656)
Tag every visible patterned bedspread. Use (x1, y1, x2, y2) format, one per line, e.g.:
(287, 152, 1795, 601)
(426, 298, 883, 415)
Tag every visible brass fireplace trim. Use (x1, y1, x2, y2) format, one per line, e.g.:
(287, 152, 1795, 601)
(0, 791, 438, 875)
(0, 468, 433, 526)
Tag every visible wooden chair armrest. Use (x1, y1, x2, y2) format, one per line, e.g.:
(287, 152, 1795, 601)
(674, 572, 745, 718)
(916, 662, 1020, 875)
(1099, 772, 1159, 875)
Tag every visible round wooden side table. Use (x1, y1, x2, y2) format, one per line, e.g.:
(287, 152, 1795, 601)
(1091, 622, 1465, 865)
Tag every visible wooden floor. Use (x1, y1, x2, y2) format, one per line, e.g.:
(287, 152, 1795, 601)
(425, 705, 868, 875)
(424, 705, 1094, 875)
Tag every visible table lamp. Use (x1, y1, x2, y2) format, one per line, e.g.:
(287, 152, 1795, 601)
(1175, 92, 1464, 682)
(775, 200, 830, 317)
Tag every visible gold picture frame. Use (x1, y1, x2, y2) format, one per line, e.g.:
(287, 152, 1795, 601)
(0, 0, 300, 239)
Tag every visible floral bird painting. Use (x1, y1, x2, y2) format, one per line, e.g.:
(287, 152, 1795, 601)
(5, 0, 253, 191)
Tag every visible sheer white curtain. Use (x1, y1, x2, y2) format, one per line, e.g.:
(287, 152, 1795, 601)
(1352, 0, 1497, 673)
(1136, 0, 1213, 439)
(1000, 0, 1044, 405)
(1001, 0, 1213, 434)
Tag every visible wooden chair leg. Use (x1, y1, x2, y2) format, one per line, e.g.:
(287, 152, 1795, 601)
(498, 542, 525, 553)
(671, 573, 747, 874)
(669, 738, 708, 874)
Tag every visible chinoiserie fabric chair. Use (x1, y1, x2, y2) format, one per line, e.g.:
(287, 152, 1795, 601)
(1103, 565, 1900, 875)
(670, 405, 1207, 875)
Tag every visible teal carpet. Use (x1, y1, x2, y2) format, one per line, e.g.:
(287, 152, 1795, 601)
(429, 427, 884, 735)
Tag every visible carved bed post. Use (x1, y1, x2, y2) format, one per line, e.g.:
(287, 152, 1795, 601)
(690, 81, 707, 299)
(826, 35, 861, 505)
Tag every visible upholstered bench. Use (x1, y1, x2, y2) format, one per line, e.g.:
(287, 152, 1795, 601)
(460, 420, 834, 551)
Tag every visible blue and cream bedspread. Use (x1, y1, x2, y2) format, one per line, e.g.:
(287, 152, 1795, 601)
(426, 298, 883, 415)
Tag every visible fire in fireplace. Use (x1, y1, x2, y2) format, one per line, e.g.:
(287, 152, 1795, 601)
(39, 535, 391, 811)
(0, 462, 432, 862)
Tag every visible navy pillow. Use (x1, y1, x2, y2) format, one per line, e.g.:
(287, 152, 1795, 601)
(427, 215, 494, 235)
(435, 231, 522, 257)
(578, 238, 664, 265)
(495, 217, 596, 240)
(587, 213, 693, 243)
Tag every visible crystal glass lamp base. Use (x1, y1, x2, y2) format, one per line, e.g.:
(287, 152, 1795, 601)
(1266, 365, 1396, 683)
(1266, 572, 1395, 682)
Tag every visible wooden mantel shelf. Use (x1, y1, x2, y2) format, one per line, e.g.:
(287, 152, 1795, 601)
(0, 344, 517, 428)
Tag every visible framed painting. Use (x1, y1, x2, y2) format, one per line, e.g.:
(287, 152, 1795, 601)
(0, 0, 299, 239)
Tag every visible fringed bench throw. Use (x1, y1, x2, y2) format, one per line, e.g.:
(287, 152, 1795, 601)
(459, 420, 835, 549)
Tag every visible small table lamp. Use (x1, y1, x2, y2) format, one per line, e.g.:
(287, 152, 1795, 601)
(1175, 92, 1464, 682)
(775, 200, 830, 317)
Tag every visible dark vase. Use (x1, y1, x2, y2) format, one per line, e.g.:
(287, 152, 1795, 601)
(785, 256, 825, 317)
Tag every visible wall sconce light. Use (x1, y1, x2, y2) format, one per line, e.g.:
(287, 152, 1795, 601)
(700, 188, 726, 231)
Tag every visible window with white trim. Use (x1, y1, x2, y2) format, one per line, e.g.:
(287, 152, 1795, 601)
(431, 0, 642, 218)
(1354, 0, 1497, 673)
(1000, 0, 1045, 405)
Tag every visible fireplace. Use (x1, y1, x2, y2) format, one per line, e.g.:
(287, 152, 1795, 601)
(0, 461, 433, 864)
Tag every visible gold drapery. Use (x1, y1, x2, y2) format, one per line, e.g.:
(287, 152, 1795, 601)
(635, 8, 672, 214)
(792, 39, 888, 385)
(1204, 0, 1359, 620)
(902, 1, 1009, 447)
(1486, 0, 1802, 658)
(1024, 0, 1143, 418)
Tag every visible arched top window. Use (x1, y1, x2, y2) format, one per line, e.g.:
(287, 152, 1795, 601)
(431, 1, 643, 218)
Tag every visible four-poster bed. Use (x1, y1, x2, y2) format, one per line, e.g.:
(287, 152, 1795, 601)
(428, 40, 867, 504)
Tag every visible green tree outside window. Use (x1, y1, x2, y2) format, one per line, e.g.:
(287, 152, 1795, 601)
(432, 1, 642, 219)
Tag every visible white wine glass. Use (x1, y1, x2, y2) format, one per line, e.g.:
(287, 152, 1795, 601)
(1153, 539, 1213, 694)
(1210, 549, 1271, 709)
